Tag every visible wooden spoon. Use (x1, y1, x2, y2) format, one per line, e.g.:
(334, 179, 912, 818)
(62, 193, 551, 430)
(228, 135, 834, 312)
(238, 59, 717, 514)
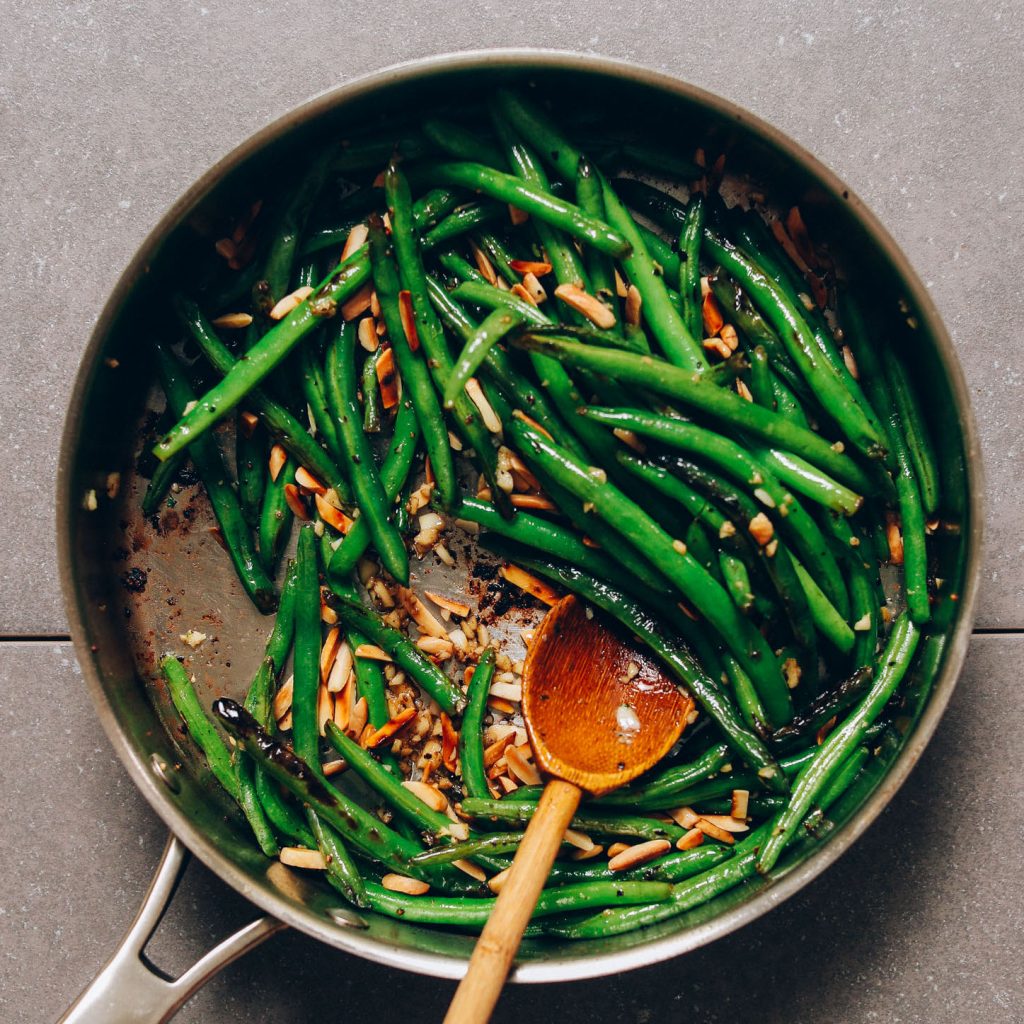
(445, 595, 694, 1024)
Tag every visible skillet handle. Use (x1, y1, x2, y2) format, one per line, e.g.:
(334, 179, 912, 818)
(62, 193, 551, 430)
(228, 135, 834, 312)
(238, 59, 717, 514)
(59, 834, 286, 1024)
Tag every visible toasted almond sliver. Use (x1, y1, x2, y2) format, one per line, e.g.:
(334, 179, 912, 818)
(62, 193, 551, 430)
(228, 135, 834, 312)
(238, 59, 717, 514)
(341, 222, 370, 262)
(570, 844, 605, 861)
(500, 563, 560, 606)
(269, 286, 313, 321)
(554, 283, 616, 329)
(375, 346, 399, 409)
(563, 828, 595, 852)
(295, 466, 327, 495)
(424, 591, 471, 618)
(676, 827, 704, 851)
(702, 291, 725, 336)
(346, 695, 368, 740)
(731, 789, 750, 821)
(358, 316, 379, 352)
(341, 283, 373, 320)
(327, 641, 353, 693)
(354, 643, 393, 662)
(488, 866, 512, 893)
(508, 204, 530, 226)
(283, 484, 310, 521)
(381, 874, 430, 896)
(440, 711, 459, 772)
(396, 586, 448, 639)
(487, 695, 517, 716)
(268, 444, 288, 482)
(624, 284, 642, 327)
(608, 839, 671, 872)
(484, 733, 516, 768)
(606, 842, 631, 859)
(237, 410, 260, 440)
(465, 378, 502, 433)
(468, 239, 498, 286)
(211, 311, 254, 329)
(886, 516, 905, 565)
(496, 774, 519, 794)
(315, 493, 354, 534)
(317, 684, 334, 738)
(511, 409, 553, 440)
(452, 858, 487, 882)
(695, 817, 736, 844)
(666, 806, 701, 830)
(488, 680, 523, 702)
(510, 282, 538, 306)
(273, 675, 294, 722)
(280, 847, 327, 870)
(402, 780, 448, 812)
(509, 259, 553, 277)
(505, 745, 541, 786)
(321, 758, 346, 777)
(319, 626, 342, 682)
(700, 814, 749, 834)
(416, 635, 455, 660)
(364, 706, 416, 748)
(747, 512, 774, 546)
(398, 290, 420, 352)
(522, 271, 547, 304)
(509, 493, 557, 511)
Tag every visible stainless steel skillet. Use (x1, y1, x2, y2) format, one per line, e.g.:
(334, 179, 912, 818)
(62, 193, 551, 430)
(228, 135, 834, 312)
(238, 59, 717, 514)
(57, 49, 982, 1023)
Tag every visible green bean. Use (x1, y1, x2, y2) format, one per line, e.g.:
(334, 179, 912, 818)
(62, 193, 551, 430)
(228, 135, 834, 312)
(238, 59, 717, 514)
(161, 655, 240, 798)
(801, 746, 871, 838)
(792, 558, 855, 654)
(325, 723, 455, 840)
(703, 230, 887, 462)
(549, 845, 731, 886)
(407, 160, 631, 258)
(437, 250, 485, 285)
(367, 214, 456, 509)
(327, 396, 419, 582)
(489, 550, 785, 784)
(458, 647, 495, 801)
(753, 447, 863, 516)
(523, 322, 649, 355)
(329, 132, 435, 174)
(510, 334, 875, 495)
(678, 193, 706, 344)
(364, 879, 671, 927)
(475, 231, 520, 286)
(420, 203, 504, 251)
(258, 457, 295, 575)
(451, 280, 547, 326)
(575, 154, 619, 328)
(332, 600, 466, 714)
(324, 321, 409, 584)
(757, 613, 920, 871)
(171, 295, 352, 504)
(308, 810, 370, 908)
(297, 343, 345, 468)
(594, 743, 731, 810)
(154, 246, 372, 463)
(460, 798, 686, 843)
(153, 343, 276, 613)
(421, 117, 505, 167)
(408, 831, 527, 867)
(492, 89, 706, 371)
(384, 164, 510, 515)
(234, 424, 265, 529)
(579, 406, 849, 624)
(444, 308, 524, 408)
(214, 698, 425, 867)
(545, 822, 773, 939)
(361, 346, 383, 433)
(141, 448, 187, 516)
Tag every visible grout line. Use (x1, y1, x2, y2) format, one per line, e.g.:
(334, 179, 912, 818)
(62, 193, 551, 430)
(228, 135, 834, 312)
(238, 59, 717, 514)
(971, 628, 1024, 636)
(0, 634, 73, 643)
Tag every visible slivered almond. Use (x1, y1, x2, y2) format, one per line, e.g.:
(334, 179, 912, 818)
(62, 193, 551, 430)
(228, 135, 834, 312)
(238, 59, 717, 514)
(283, 484, 310, 520)
(238, 410, 259, 438)
(703, 336, 732, 359)
(280, 847, 327, 870)
(488, 680, 522, 702)
(317, 684, 334, 737)
(354, 643, 392, 662)
(425, 591, 471, 618)
(322, 758, 346, 777)
(676, 828, 704, 851)
(381, 874, 430, 896)
(606, 842, 631, 859)
(487, 695, 516, 715)
(563, 828, 595, 852)
(625, 285, 642, 327)
(785, 207, 818, 268)
(452, 858, 487, 882)
(365, 706, 416, 748)
(511, 283, 538, 306)
(341, 283, 373, 320)
(416, 635, 455, 660)
(327, 641, 353, 693)
(500, 564, 560, 606)
(509, 494, 556, 511)
(268, 444, 287, 482)
(315, 493, 354, 534)
(319, 626, 342, 681)
(614, 269, 629, 298)
(488, 866, 512, 893)
(522, 272, 547, 304)
(496, 775, 519, 794)
(273, 675, 294, 722)
(358, 316, 379, 352)
(613, 427, 645, 453)
(736, 378, 754, 402)
(396, 586, 448, 638)
(886, 515, 904, 565)
(469, 239, 498, 285)
(570, 844, 605, 861)
(215, 237, 237, 261)
(720, 323, 739, 353)
(375, 346, 399, 409)
(700, 814, 749, 834)
(695, 817, 736, 844)
(511, 409, 553, 439)
(295, 466, 327, 495)
(402, 779, 448, 812)
(341, 222, 369, 261)
(508, 204, 529, 226)
(608, 839, 671, 872)
(484, 733, 515, 768)
(554, 283, 616, 329)
(702, 291, 725, 336)
(505, 745, 541, 786)
(398, 290, 420, 351)
(269, 286, 313, 321)
(347, 695, 368, 740)
(748, 512, 774, 546)
(667, 806, 700, 829)
(212, 311, 253, 329)
(464, 378, 501, 433)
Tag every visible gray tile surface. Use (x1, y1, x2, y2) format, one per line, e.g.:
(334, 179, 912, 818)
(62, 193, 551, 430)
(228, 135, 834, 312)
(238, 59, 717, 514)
(0, 0, 1022, 632)
(2, 637, 1020, 1024)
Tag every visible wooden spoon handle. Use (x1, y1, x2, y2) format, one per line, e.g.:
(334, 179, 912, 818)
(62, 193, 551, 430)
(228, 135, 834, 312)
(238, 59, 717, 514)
(444, 778, 582, 1024)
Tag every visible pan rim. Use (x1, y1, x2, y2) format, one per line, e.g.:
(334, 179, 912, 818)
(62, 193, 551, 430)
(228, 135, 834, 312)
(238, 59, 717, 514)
(57, 47, 983, 983)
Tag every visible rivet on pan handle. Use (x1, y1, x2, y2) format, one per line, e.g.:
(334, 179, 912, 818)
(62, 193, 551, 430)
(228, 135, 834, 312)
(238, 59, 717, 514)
(58, 835, 285, 1024)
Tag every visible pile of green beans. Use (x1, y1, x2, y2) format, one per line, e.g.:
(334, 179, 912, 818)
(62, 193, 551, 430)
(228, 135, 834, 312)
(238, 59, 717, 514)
(147, 87, 947, 941)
